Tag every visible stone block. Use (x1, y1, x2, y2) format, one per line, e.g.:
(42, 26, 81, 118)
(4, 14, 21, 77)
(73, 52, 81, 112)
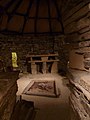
(31, 62, 37, 74)
(51, 61, 58, 73)
(69, 50, 85, 70)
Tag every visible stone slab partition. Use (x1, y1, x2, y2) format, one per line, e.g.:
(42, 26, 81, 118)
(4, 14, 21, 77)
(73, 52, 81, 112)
(0, 71, 19, 120)
(67, 69, 90, 120)
(62, 1, 90, 120)
(68, 47, 90, 120)
(69, 50, 85, 71)
(62, 0, 90, 44)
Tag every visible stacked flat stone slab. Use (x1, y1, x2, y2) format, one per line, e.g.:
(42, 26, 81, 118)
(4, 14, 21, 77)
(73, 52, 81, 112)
(62, 1, 90, 43)
(69, 50, 85, 71)
(63, 1, 90, 119)
(67, 69, 90, 120)
(69, 47, 90, 72)
(0, 72, 19, 120)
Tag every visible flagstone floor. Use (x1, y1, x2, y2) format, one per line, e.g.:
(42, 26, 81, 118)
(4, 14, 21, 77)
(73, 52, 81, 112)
(17, 73, 70, 120)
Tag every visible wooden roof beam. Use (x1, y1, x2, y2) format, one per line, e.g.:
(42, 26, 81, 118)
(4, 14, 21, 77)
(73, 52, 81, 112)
(53, 0, 64, 34)
(7, 0, 22, 23)
(5, 0, 16, 11)
(34, 0, 40, 34)
(47, 0, 52, 34)
(21, 0, 33, 33)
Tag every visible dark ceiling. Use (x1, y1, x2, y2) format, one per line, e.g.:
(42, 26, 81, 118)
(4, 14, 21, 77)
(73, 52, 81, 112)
(0, 0, 64, 35)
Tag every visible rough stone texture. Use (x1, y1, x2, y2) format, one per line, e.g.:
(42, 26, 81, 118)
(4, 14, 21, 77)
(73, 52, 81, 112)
(63, 3, 90, 119)
(79, 41, 90, 48)
(70, 93, 90, 120)
(67, 69, 90, 120)
(1, 1, 90, 120)
(51, 61, 58, 73)
(79, 75, 90, 93)
(62, 1, 90, 46)
(69, 50, 85, 71)
(31, 62, 37, 74)
(0, 72, 19, 120)
(69, 47, 90, 72)
(0, 34, 68, 72)
(69, 47, 90, 71)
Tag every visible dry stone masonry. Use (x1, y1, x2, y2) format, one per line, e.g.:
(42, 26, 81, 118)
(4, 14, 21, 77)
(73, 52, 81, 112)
(0, 71, 19, 120)
(68, 69, 90, 120)
(62, 1, 90, 120)
(68, 43, 90, 120)
(0, 35, 67, 73)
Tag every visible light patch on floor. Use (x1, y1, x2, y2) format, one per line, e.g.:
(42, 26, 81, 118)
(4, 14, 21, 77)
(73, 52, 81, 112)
(17, 73, 70, 120)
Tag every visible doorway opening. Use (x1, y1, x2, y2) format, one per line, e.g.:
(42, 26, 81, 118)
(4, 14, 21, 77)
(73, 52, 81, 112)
(12, 52, 18, 68)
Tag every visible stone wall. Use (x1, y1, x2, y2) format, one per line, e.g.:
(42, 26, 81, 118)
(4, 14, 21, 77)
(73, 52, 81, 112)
(62, 0, 90, 44)
(0, 34, 67, 72)
(0, 72, 19, 120)
(67, 69, 90, 120)
(62, 1, 90, 120)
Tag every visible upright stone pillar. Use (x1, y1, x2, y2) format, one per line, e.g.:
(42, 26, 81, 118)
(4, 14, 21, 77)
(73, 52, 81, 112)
(42, 62, 47, 74)
(51, 61, 58, 73)
(31, 62, 37, 74)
